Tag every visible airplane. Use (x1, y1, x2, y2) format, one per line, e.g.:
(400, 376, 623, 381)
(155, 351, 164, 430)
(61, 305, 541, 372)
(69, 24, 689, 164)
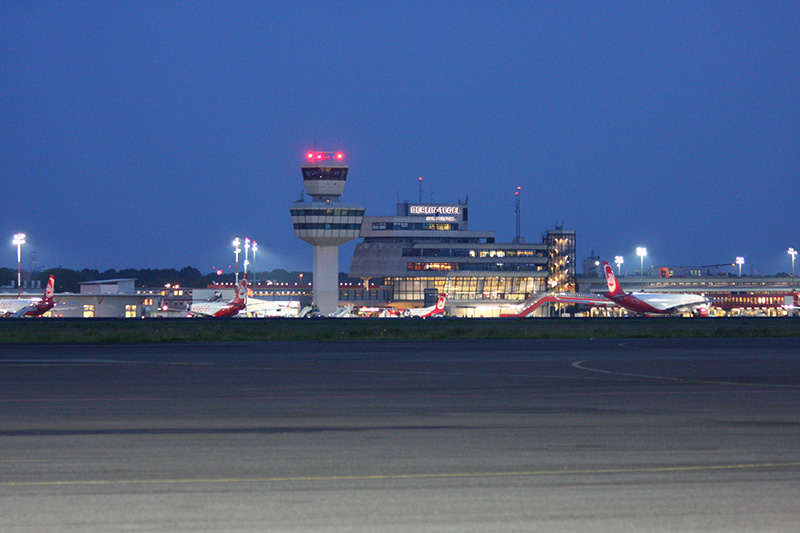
(0, 275, 56, 317)
(379, 294, 447, 318)
(243, 298, 303, 318)
(781, 292, 799, 311)
(184, 277, 248, 317)
(602, 261, 711, 316)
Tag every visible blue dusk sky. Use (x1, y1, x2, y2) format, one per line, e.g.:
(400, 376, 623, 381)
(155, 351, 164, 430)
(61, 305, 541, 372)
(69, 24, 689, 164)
(2, 1, 798, 275)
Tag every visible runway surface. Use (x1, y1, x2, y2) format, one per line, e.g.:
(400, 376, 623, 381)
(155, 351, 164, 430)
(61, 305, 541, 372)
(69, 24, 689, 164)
(1, 338, 799, 531)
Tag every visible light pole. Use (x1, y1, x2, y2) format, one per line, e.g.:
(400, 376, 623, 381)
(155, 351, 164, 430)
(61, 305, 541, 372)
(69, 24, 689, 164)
(789, 248, 797, 289)
(244, 238, 250, 277)
(233, 238, 241, 284)
(736, 256, 745, 277)
(252, 241, 257, 283)
(636, 247, 647, 291)
(614, 255, 624, 276)
(12, 233, 25, 298)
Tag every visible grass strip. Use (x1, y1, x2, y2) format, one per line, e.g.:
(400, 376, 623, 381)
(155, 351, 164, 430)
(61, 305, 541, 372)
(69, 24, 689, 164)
(1, 317, 799, 344)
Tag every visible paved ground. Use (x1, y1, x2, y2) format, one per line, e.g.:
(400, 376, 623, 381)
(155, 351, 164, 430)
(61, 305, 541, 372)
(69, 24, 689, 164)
(1, 338, 799, 531)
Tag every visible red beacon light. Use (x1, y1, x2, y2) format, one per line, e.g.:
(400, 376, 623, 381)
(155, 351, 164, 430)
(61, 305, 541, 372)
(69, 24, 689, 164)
(305, 151, 345, 162)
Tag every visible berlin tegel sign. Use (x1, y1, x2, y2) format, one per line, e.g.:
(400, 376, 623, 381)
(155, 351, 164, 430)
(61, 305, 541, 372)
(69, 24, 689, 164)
(409, 205, 461, 215)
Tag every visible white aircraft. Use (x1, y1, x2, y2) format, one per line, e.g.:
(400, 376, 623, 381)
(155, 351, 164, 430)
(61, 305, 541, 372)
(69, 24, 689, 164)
(602, 261, 710, 316)
(380, 294, 447, 318)
(185, 277, 248, 317)
(0, 275, 56, 317)
(244, 298, 302, 318)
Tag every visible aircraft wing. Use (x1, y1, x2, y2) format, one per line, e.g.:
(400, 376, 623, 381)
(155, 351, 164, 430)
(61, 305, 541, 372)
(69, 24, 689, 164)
(12, 305, 36, 317)
(552, 293, 616, 306)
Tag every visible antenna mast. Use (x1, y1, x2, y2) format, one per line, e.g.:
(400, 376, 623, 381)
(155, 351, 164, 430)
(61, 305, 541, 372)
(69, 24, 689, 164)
(513, 186, 522, 243)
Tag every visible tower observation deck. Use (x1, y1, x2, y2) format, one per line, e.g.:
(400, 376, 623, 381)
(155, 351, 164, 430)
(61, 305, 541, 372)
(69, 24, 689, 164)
(290, 151, 364, 315)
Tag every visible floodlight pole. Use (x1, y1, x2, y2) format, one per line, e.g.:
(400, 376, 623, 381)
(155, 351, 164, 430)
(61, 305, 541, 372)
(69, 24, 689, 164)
(233, 238, 241, 284)
(636, 247, 647, 290)
(615, 255, 624, 276)
(13, 233, 25, 298)
(252, 241, 258, 283)
(244, 238, 250, 277)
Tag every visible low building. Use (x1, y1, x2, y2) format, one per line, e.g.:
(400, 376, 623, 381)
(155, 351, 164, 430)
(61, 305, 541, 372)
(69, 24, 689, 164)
(45, 279, 159, 318)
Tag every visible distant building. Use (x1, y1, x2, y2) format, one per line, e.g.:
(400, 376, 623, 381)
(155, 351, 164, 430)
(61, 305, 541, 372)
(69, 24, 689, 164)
(46, 279, 155, 318)
(79, 278, 137, 294)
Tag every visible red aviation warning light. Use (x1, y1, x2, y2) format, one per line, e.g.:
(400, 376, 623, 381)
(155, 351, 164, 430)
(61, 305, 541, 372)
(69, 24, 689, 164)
(305, 151, 345, 162)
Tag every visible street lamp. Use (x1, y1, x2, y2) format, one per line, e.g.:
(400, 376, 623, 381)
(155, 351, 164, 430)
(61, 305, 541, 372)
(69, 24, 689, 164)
(233, 238, 241, 284)
(789, 248, 797, 288)
(251, 241, 257, 283)
(12, 233, 25, 297)
(736, 256, 745, 277)
(614, 255, 624, 276)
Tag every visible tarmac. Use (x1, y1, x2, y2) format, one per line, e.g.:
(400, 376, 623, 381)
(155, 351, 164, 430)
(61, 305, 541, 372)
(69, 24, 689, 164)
(1, 338, 799, 531)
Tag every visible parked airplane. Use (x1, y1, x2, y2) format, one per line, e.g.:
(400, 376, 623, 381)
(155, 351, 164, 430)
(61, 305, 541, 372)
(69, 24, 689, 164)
(0, 275, 56, 317)
(602, 262, 710, 316)
(185, 277, 248, 317)
(244, 298, 302, 318)
(380, 294, 447, 318)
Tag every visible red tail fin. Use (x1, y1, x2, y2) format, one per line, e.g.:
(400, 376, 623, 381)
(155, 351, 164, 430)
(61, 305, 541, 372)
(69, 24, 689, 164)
(43, 276, 55, 302)
(232, 276, 247, 305)
(603, 262, 625, 297)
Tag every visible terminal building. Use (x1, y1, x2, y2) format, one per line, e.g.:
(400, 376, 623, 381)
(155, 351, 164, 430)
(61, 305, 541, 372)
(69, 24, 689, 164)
(348, 200, 576, 317)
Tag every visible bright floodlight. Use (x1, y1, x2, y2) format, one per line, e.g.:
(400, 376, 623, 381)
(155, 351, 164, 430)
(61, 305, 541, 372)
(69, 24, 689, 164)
(614, 255, 624, 275)
(252, 241, 258, 282)
(244, 238, 251, 275)
(790, 248, 797, 287)
(636, 247, 647, 278)
(736, 256, 745, 277)
(13, 233, 26, 297)
(233, 238, 242, 284)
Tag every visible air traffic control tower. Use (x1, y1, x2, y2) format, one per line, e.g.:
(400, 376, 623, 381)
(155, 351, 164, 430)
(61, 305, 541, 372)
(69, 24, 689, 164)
(290, 151, 364, 315)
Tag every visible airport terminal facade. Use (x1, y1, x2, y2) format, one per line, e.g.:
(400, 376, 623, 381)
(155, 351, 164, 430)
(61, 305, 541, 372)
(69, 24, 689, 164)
(348, 201, 576, 317)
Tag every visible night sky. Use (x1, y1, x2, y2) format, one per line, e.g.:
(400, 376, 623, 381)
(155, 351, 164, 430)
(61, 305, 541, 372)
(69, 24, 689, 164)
(2, 2, 798, 276)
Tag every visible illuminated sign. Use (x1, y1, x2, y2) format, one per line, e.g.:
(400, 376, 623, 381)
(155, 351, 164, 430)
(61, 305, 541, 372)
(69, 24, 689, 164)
(409, 205, 461, 216)
(425, 216, 457, 222)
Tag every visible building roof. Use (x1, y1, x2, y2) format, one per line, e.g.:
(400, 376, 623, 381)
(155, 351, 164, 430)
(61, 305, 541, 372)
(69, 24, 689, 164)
(78, 278, 138, 284)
